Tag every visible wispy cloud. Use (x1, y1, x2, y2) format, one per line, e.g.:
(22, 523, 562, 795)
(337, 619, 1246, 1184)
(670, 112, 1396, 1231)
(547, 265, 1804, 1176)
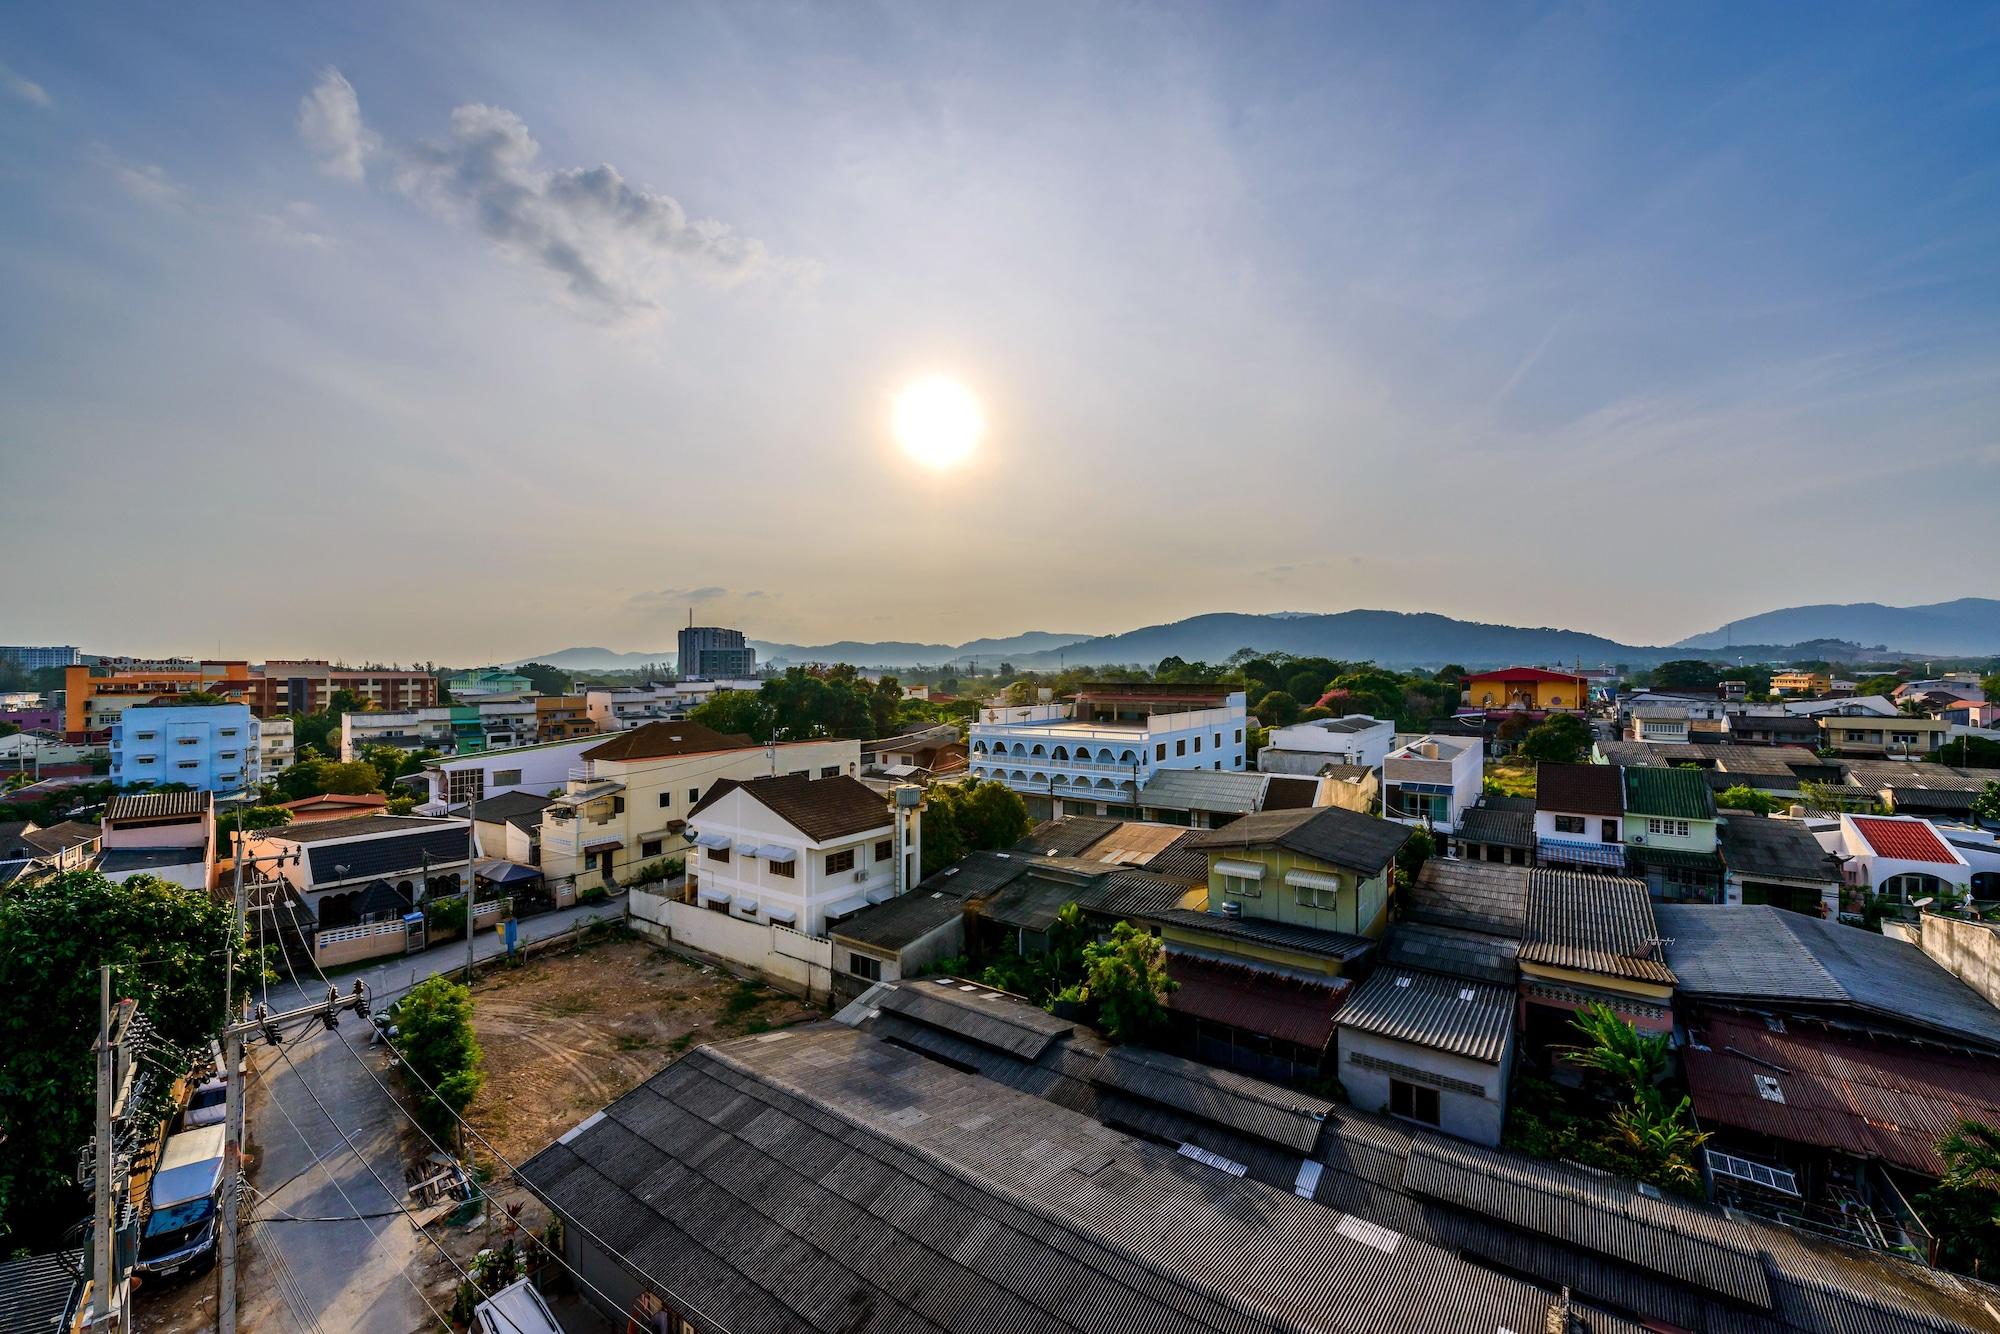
(1, 61, 50, 108)
(297, 67, 791, 319)
(253, 200, 336, 249)
(94, 147, 189, 212)
(627, 585, 728, 608)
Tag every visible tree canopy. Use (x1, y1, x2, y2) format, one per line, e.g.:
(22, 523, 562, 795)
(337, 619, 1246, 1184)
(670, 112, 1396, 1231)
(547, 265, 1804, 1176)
(0, 870, 245, 1244)
(920, 780, 1031, 876)
(1520, 712, 1593, 764)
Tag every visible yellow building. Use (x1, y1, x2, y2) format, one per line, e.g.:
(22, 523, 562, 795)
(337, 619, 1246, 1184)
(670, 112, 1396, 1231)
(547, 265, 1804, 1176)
(1772, 671, 1832, 695)
(1462, 667, 1588, 712)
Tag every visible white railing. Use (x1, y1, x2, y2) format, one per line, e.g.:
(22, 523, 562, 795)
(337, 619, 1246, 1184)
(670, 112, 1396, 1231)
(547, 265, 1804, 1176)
(969, 753, 1147, 773)
(315, 919, 406, 949)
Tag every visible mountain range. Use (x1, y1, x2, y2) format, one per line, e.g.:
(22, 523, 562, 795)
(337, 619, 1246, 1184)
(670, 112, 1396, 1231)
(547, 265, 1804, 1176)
(507, 598, 2000, 674)
(1674, 598, 2000, 657)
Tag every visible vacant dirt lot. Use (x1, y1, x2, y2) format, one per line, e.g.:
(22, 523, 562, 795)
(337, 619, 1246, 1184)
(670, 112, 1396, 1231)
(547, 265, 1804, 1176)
(465, 929, 819, 1164)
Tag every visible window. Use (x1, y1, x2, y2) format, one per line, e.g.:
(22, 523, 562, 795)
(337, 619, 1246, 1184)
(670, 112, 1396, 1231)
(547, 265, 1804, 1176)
(136, 755, 156, 765)
(688, 786, 701, 803)
(874, 839, 893, 862)
(1891, 732, 1919, 745)
(1553, 815, 1585, 835)
(1845, 731, 1865, 742)
(494, 768, 522, 785)
(641, 838, 662, 857)
(826, 849, 856, 875)
(659, 792, 672, 809)
(1221, 873, 1261, 900)
(848, 953, 882, 982)
(1295, 881, 1340, 910)
(1193, 736, 1202, 753)
(218, 751, 238, 761)
(707, 845, 730, 864)
(1600, 819, 1618, 843)
(1234, 728, 1243, 743)
(1214, 732, 1222, 748)
(1389, 1079, 1440, 1126)
(1176, 739, 1186, 757)
(219, 728, 238, 738)
(771, 858, 794, 878)
(613, 796, 626, 815)
(820, 766, 840, 778)
(1155, 743, 1166, 761)
(177, 736, 199, 746)
(176, 760, 198, 769)
(1647, 818, 1690, 838)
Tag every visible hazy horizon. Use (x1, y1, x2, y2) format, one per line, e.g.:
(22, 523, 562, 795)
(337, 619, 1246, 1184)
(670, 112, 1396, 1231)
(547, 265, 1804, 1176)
(4, 4, 1996, 662)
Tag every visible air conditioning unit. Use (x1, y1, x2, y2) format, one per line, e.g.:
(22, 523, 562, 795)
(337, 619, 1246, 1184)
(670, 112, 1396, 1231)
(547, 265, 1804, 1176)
(1628, 834, 1646, 845)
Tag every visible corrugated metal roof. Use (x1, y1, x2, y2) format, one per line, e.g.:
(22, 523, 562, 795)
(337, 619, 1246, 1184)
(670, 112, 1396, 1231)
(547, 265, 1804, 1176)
(1091, 1044, 1335, 1152)
(1684, 1014, 2000, 1176)
(873, 978, 1074, 1060)
(1141, 907, 1377, 961)
(1405, 860, 1529, 937)
(1337, 968, 1513, 1063)
(1136, 768, 1269, 813)
(105, 789, 212, 821)
(1718, 818, 1840, 884)
(1163, 954, 1349, 1051)
(1622, 766, 1718, 821)
(1658, 905, 2000, 1049)
(1455, 801, 1534, 849)
(1380, 921, 1520, 986)
(1521, 868, 1675, 984)
(0, 1251, 81, 1334)
(1535, 763, 1623, 817)
(1186, 805, 1411, 876)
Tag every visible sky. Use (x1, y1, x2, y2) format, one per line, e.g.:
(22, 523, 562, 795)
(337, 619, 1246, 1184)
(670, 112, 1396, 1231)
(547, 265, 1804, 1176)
(2, 2, 1997, 665)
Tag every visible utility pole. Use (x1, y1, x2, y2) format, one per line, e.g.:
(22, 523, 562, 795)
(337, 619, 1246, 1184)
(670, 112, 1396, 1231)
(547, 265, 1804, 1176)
(89, 966, 138, 1331)
(466, 796, 479, 986)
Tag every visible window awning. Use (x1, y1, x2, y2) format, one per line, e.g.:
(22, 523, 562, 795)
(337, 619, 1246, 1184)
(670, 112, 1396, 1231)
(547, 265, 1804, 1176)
(765, 906, 797, 925)
(823, 892, 870, 921)
(694, 832, 733, 850)
(1213, 858, 1266, 880)
(583, 839, 623, 853)
(865, 885, 895, 905)
(755, 845, 796, 862)
(696, 886, 732, 908)
(735, 898, 759, 916)
(1284, 869, 1343, 892)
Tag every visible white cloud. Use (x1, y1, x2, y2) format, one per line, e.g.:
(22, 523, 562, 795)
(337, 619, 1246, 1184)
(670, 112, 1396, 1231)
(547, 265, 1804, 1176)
(254, 201, 335, 249)
(94, 148, 189, 212)
(1, 61, 50, 108)
(296, 69, 786, 317)
(298, 68, 377, 182)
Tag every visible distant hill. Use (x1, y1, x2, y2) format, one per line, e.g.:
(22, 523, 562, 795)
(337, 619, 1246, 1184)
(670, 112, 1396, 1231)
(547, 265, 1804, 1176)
(507, 630, 1091, 673)
(1007, 610, 1662, 670)
(1675, 599, 2000, 656)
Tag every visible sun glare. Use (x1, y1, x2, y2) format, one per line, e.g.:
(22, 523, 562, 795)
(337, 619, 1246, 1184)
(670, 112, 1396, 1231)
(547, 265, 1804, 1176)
(892, 376, 984, 470)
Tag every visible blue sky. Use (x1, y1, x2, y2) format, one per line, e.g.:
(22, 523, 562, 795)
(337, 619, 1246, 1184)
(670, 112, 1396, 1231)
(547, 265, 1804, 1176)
(2, 3, 1996, 662)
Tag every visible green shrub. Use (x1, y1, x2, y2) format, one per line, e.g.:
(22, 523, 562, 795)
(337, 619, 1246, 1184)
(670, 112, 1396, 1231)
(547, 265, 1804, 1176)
(391, 975, 484, 1145)
(578, 884, 608, 904)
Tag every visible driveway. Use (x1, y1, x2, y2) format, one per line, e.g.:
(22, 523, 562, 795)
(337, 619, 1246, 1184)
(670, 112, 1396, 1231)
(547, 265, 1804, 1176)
(239, 900, 623, 1334)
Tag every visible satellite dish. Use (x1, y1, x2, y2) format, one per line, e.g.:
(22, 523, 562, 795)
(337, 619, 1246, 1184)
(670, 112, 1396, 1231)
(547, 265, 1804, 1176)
(1912, 896, 1936, 908)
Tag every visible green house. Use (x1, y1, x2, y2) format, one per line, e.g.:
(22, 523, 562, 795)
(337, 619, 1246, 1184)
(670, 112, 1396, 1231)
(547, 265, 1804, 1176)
(1621, 765, 1721, 901)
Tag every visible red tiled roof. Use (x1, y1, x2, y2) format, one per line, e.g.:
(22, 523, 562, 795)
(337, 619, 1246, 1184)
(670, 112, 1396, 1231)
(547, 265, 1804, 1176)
(1466, 667, 1588, 684)
(1684, 1014, 2000, 1175)
(1164, 954, 1351, 1051)
(1851, 816, 1957, 865)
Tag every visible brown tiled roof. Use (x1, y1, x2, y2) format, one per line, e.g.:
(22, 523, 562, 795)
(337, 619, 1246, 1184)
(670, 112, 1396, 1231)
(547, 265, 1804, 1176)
(20, 820, 100, 854)
(690, 773, 891, 844)
(580, 720, 755, 763)
(1534, 762, 1622, 817)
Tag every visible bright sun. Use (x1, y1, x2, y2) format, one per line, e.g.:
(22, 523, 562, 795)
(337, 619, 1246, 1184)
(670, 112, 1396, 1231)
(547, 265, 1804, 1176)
(892, 375, 984, 469)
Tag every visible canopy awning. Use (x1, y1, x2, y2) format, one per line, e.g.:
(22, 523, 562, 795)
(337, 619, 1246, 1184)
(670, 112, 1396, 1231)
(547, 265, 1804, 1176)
(823, 892, 871, 921)
(1284, 869, 1343, 893)
(583, 838, 623, 853)
(755, 845, 797, 862)
(694, 832, 733, 850)
(1213, 858, 1266, 880)
(765, 906, 797, 925)
(474, 859, 543, 885)
(696, 886, 732, 908)
(865, 885, 895, 905)
(734, 898, 759, 916)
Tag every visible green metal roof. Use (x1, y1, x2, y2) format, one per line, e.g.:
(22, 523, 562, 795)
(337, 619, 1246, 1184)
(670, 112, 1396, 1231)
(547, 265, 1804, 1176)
(1622, 766, 1717, 821)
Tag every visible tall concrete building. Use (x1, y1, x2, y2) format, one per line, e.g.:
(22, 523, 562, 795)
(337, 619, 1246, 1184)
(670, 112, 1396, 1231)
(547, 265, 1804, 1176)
(0, 645, 81, 671)
(678, 623, 757, 679)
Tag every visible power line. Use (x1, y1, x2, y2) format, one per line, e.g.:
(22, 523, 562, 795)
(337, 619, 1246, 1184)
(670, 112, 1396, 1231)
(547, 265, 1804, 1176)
(268, 897, 661, 1328)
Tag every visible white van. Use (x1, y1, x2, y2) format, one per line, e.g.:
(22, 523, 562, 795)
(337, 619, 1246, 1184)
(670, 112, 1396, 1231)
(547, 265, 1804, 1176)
(135, 1124, 227, 1281)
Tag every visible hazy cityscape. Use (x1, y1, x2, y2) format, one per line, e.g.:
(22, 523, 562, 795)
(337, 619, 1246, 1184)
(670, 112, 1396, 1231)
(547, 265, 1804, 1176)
(4, 6, 2000, 1334)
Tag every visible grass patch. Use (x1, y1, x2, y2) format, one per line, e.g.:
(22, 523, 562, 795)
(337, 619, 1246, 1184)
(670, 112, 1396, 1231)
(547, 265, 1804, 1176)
(614, 1033, 654, 1052)
(723, 980, 766, 1019)
(667, 1033, 697, 1055)
(1483, 762, 1536, 799)
(545, 994, 595, 1018)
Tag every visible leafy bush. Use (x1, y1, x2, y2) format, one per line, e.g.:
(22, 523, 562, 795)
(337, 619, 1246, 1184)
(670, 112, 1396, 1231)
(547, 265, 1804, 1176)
(424, 896, 467, 935)
(1716, 785, 1782, 816)
(627, 857, 684, 886)
(578, 884, 608, 904)
(391, 975, 484, 1145)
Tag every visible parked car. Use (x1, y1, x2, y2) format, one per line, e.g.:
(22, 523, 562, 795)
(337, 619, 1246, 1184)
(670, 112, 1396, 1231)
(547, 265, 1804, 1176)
(135, 1125, 227, 1282)
(182, 1075, 227, 1128)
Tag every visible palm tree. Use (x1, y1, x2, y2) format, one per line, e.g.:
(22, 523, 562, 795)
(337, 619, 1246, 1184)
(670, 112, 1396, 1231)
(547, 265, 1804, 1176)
(1563, 1002, 1669, 1093)
(1613, 1092, 1712, 1194)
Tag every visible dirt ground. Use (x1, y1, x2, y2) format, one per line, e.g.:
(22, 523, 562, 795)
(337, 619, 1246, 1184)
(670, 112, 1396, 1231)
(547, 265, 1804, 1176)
(414, 928, 820, 1317)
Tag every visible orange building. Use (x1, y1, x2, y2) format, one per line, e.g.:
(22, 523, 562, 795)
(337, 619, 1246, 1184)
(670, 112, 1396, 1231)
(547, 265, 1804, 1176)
(64, 661, 254, 740)
(1462, 666, 1589, 713)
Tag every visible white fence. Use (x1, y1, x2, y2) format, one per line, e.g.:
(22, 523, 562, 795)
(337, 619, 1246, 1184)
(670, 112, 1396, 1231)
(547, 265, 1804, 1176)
(628, 888, 836, 1004)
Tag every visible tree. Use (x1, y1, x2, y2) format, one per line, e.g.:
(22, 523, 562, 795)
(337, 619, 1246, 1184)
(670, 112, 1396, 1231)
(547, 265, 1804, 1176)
(392, 975, 485, 1145)
(329, 687, 370, 715)
(1858, 674, 1904, 699)
(920, 780, 1030, 875)
(1078, 923, 1174, 1043)
(0, 871, 245, 1243)
(687, 689, 773, 742)
(1716, 785, 1782, 816)
(1972, 781, 2000, 828)
(1395, 827, 1435, 887)
(1922, 1120, 2000, 1279)
(275, 756, 383, 801)
(1253, 690, 1301, 728)
(1949, 735, 2000, 768)
(1651, 659, 1722, 690)
(1521, 712, 1592, 764)
(1983, 673, 2000, 705)
(217, 804, 294, 847)
(1564, 1002, 1669, 1092)
(515, 662, 572, 697)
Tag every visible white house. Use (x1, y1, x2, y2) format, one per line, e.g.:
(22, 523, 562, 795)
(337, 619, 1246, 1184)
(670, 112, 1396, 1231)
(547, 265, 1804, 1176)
(685, 774, 919, 938)
(1824, 814, 1974, 903)
(1380, 736, 1482, 833)
(585, 680, 763, 731)
(969, 683, 1248, 819)
(415, 735, 607, 812)
(1627, 706, 1692, 745)
(1257, 715, 1395, 774)
(1337, 967, 1516, 1147)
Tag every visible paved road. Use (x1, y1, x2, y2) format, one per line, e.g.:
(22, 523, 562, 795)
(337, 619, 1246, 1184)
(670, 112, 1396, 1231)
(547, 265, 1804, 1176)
(240, 901, 623, 1334)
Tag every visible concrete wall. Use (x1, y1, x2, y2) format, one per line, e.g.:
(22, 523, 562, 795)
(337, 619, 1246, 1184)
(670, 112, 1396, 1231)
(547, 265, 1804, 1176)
(1920, 912, 2000, 1011)
(627, 887, 835, 1004)
(1339, 1028, 1512, 1147)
